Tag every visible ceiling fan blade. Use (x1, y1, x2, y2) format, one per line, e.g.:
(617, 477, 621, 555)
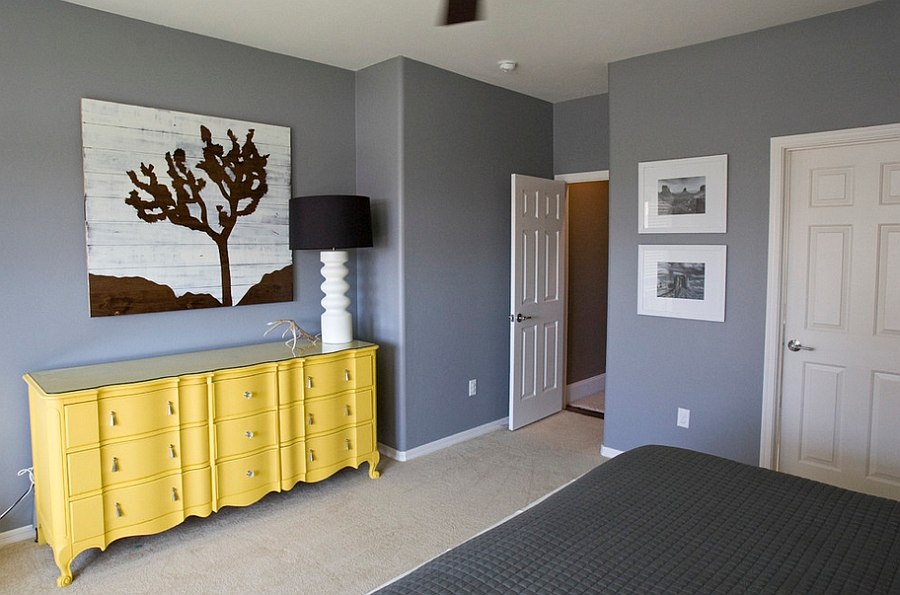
(443, 0, 480, 25)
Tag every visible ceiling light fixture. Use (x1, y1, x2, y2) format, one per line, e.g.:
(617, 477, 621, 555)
(498, 60, 517, 73)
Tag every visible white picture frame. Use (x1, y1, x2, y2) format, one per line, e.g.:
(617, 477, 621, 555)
(638, 244, 727, 322)
(638, 154, 727, 233)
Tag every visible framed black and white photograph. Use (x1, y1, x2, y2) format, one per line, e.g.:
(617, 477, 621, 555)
(638, 154, 727, 233)
(638, 245, 726, 321)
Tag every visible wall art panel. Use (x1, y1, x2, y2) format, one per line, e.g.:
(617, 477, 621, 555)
(82, 99, 292, 316)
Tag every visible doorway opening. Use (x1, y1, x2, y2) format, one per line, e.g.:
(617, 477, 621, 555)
(556, 171, 609, 419)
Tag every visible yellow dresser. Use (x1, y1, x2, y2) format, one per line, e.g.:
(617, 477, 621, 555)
(24, 341, 379, 587)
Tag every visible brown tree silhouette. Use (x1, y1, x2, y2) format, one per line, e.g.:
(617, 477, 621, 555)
(125, 126, 269, 306)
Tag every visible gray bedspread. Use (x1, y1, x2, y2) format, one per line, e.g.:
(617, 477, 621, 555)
(374, 445, 900, 594)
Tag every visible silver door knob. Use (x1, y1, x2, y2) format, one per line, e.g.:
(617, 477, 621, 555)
(509, 313, 533, 323)
(787, 339, 814, 352)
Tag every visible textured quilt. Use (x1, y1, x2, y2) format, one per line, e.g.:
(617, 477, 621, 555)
(374, 445, 900, 594)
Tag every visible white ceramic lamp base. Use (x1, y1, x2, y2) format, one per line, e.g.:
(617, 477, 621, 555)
(319, 250, 353, 345)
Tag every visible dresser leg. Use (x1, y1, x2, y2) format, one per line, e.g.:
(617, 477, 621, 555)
(367, 453, 381, 479)
(56, 560, 72, 587)
(53, 549, 74, 587)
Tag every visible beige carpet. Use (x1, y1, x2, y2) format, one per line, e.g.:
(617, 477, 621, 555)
(0, 411, 604, 594)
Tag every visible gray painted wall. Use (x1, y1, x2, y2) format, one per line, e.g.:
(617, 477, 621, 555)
(398, 59, 553, 450)
(358, 57, 553, 452)
(554, 94, 609, 174)
(356, 58, 405, 450)
(0, 0, 356, 532)
(604, 0, 900, 464)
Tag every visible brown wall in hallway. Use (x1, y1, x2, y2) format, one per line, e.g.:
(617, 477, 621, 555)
(566, 180, 609, 384)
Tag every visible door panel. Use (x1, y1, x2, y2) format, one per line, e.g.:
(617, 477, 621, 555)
(877, 225, 900, 335)
(798, 362, 843, 468)
(806, 226, 850, 331)
(509, 174, 566, 430)
(870, 372, 900, 483)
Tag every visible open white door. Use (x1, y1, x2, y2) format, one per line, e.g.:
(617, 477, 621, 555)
(509, 174, 567, 430)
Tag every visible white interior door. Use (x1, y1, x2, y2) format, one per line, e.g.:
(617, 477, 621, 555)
(509, 174, 567, 430)
(779, 137, 900, 499)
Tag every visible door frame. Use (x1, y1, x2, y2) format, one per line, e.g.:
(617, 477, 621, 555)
(759, 122, 900, 469)
(553, 170, 609, 407)
(555, 171, 610, 184)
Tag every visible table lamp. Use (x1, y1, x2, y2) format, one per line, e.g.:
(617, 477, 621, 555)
(289, 195, 373, 345)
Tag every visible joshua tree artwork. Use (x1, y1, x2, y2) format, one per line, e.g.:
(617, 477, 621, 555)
(82, 99, 292, 316)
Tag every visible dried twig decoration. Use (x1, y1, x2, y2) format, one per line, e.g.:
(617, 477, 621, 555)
(265, 319, 320, 354)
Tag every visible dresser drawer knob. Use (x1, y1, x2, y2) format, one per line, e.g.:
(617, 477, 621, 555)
(344, 369, 351, 382)
(345, 438, 351, 450)
(114, 502, 123, 518)
(345, 404, 352, 416)
(246, 470, 255, 478)
(171, 487, 179, 502)
(309, 450, 315, 462)
(111, 457, 119, 473)
(109, 411, 117, 427)
(167, 401, 175, 416)
(168, 444, 176, 458)
(306, 376, 313, 389)
(308, 414, 314, 426)
(244, 431, 254, 439)
(243, 391, 253, 399)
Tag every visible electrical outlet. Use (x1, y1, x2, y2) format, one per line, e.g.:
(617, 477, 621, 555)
(677, 407, 690, 429)
(468, 379, 477, 397)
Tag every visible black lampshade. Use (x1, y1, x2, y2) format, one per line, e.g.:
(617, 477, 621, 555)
(289, 195, 373, 250)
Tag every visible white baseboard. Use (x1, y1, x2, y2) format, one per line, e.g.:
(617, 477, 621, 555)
(600, 444, 624, 459)
(379, 417, 509, 462)
(0, 524, 33, 549)
(567, 374, 605, 402)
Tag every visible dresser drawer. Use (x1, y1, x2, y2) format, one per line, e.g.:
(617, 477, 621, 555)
(276, 359, 305, 405)
(67, 426, 209, 497)
(303, 354, 373, 399)
(215, 448, 279, 502)
(279, 439, 307, 489)
(215, 411, 277, 460)
(306, 424, 375, 471)
(96, 386, 181, 442)
(177, 375, 210, 425)
(65, 402, 100, 449)
(181, 466, 212, 517)
(102, 473, 182, 532)
(212, 369, 276, 420)
(305, 389, 374, 436)
(70, 495, 105, 543)
(279, 401, 305, 443)
(65, 386, 181, 449)
(69, 468, 210, 544)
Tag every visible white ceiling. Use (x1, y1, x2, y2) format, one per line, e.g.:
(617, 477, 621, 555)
(61, 0, 876, 103)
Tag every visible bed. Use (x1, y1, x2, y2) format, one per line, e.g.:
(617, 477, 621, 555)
(373, 445, 900, 594)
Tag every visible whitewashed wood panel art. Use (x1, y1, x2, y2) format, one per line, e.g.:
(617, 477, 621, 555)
(82, 99, 292, 316)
